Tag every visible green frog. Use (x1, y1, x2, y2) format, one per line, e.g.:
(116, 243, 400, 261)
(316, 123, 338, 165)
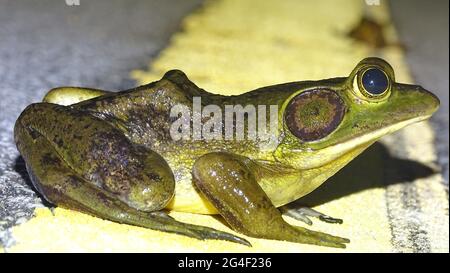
(14, 58, 439, 248)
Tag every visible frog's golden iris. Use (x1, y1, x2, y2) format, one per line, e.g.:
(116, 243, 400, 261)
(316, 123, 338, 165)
(15, 58, 439, 248)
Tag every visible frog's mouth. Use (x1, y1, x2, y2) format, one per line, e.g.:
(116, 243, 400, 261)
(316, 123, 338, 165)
(290, 114, 432, 170)
(328, 114, 432, 154)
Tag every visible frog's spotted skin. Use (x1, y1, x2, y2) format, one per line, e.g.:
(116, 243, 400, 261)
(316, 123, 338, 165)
(14, 58, 439, 248)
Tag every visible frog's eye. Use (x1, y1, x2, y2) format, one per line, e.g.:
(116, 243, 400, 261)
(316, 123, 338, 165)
(285, 89, 346, 142)
(362, 68, 389, 95)
(357, 67, 391, 99)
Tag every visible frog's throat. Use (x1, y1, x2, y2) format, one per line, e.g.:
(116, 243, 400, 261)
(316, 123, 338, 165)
(267, 143, 371, 208)
(291, 114, 432, 170)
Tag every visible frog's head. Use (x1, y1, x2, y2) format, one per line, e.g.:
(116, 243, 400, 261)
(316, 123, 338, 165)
(275, 57, 440, 170)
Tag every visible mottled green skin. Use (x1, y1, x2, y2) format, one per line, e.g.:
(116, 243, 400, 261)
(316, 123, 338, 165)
(14, 58, 439, 248)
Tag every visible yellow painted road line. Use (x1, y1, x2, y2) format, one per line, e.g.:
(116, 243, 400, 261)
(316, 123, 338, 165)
(5, 0, 448, 252)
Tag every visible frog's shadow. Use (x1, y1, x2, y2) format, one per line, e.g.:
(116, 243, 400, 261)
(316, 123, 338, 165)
(14, 141, 437, 215)
(13, 156, 54, 208)
(290, 142, 438, 208)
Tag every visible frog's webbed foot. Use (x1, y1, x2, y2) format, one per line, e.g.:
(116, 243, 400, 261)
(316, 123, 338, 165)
(280, 205, 343, 225)
(193, 152, 350, 248)
(143, 211, 250, 245)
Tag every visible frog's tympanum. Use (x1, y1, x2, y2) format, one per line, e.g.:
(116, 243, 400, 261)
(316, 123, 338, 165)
(15, 58, 439, 248)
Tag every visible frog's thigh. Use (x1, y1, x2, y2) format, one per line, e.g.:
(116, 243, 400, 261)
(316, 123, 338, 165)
(192, 152, 350, 248)
(14, 121, 250, 246)
(15, 103, 175, 212)
(43, 87, 111, 105)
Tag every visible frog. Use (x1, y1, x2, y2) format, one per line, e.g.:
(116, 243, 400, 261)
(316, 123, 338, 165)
(14, 57, 439, 248)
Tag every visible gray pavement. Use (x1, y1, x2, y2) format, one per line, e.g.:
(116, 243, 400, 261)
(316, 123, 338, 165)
(0, 0, 202, 247)
(0, 0, 448, 249)
(391, 0, 449, 184)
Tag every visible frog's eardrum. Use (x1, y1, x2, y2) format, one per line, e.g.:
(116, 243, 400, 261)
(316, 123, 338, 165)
(284, 89, 346, 142)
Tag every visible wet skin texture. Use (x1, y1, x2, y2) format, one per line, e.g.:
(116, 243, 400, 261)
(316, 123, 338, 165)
(14, 58, 440, 248)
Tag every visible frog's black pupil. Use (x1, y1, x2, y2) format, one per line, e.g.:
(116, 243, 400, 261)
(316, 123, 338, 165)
(362, 68, 389, 95)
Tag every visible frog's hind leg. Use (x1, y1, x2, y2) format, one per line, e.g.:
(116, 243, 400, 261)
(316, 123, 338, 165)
(280, 205, 343, 225)
(193, 152, 350, 248)
(14, 104, 250, 246)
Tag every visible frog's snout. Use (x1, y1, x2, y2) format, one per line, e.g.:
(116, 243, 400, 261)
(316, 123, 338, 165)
(415, 85, 440, 114)
(394, 83, 440, 117)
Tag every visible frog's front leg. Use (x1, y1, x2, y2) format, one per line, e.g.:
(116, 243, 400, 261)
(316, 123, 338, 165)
(14, 103, 250, 246)
(192, 152, 350, 248)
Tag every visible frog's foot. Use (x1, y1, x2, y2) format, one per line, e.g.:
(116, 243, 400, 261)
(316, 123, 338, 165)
(193, 152, 350, 249)
(143, 211, 251, 246)
(280, 205, 343, 225)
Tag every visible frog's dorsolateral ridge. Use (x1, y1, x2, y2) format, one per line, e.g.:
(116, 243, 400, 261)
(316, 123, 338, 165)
(14, 58, 439, 248)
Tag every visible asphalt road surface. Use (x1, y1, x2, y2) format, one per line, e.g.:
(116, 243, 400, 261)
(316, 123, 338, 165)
(0, 0, 202, 247)
(391, 0, 449, 183)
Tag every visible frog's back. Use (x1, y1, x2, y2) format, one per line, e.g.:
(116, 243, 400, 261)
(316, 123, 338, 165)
(70, 70, 307, 213)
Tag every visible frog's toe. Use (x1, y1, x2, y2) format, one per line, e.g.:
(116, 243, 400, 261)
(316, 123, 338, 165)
(292, 225, 350, 248)
(48, 207, 56, 216)
(147, 212, 251, 246)
(281, 207, 313, 225)
(281, 206, 343, 225)
(319, 215, 343, 224)
(184, 224, 252, 247)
